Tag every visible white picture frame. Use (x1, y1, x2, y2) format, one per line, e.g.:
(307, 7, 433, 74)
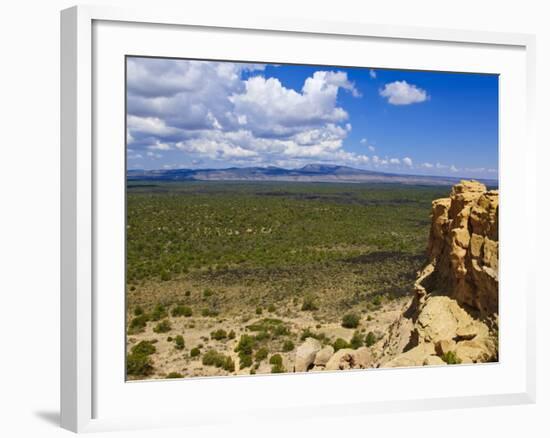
(60, 4, 536, 433)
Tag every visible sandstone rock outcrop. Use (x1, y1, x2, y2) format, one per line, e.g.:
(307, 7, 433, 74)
(294, 337, 322, 372)
(427, 180, 499, 316)
(379, 180, 499, 367)
(325, 347, 374, 371)
(314, 345, 335, 367)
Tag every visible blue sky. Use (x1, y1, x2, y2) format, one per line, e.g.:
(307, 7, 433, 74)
(126, 57, 498, 179)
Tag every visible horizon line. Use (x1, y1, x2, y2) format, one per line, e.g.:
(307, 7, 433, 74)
(126, 163, 499, 182)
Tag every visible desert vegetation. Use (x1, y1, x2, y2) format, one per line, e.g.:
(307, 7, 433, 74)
(125, 181, 458, 379)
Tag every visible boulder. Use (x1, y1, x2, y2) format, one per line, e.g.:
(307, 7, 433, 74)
(423, 355, 446, 366)
(325, 347, 374, 371)
(313, 345, 334, 367)
(415, 296, 474, 344)
(325, 349, 355, 371)
(294, 337, 322, 372)
(382, 342, 436, 368)
(454, 339, 497, 364)
(435, 339, 456, 356)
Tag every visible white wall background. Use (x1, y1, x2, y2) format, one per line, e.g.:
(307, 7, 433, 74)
(0, 1, 547, 436)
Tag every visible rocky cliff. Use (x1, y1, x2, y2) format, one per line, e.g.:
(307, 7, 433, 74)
(378, 180, 499, 367)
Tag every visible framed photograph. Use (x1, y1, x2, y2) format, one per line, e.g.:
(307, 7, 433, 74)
(61, 5, 536, 433)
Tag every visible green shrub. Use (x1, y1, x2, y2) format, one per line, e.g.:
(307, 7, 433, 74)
(269, 354, 283, 366)
(167, 336, 173, 342)
(365, 331, 377, 347)
(301, 295, 318, 311)
(247, 319, 289, 338)
(228, 330, 236, 340)
(210, 329, 227, 340)
(234, 334, 256, 355)
(190, 347, 201, 358)
(239, 352, 253, 369)
(127, 353, 153, 376)
(371, 296, 382, 306)
(201, 308, 219, 317)
(172, 304, 193, 317)
(267, 304, 276, 313)
(282, 340, 295, 352)
(128, 314, 149, 334)
(131, 340, 156, 356)
(254, 330, 270, 342)
(202, 350, 235, 372)
(255, 347, 269, 362)
(223, 356, 235, 372)
(203, 288, 213, 298)
(350, 331, 364, 349)
(174, 335, 185, 350)
(151, 304, 167, 321)
(441, 351, 462, 365)
(256, 307, 263, 315)
(134, 306, 144, 316)
(184, 290, 191, 297)
(271, 363, 285, 373)
(153, 319, 172, 333)
(342, 313, 360, 329)
(166, 372, 183, 379)
(333, 338, 350, 352)
(300, 328, 327, 342)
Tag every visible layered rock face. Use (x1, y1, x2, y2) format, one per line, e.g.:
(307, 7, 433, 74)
(427, 180, 499, 317)
(379, 180, 499, 367)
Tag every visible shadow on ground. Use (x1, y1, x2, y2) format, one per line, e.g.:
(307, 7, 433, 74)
(34, 410, 60, 427)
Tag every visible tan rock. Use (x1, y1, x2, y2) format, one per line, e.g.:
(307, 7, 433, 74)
(435, 339, 456, 356)
(455, 339, 497, 364)
(313, 345, 334, 367)
(354, 347, 374, 368)
(294, 338, 322, 372)
(325, 349, 356, 371)
(383, 342, 436, 368)
(325, 347, 374, 371)
(470, 233, 484, 258)
(378, 180, 499, 367)
(415, 296, 474, 343)
(423, 355, 446, 366)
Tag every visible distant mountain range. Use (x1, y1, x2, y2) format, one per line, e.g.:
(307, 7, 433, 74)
(127, 164, 497, 186)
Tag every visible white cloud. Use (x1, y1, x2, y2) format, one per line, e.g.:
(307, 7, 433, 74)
(127, 58, 365, 168)
(147, 140, 172, 151)
(389, 158, 400, 165)
(360, 138, 376, 152)
(450, 165, 459, 172)
(369, 69, 377, 79)
(379, 81, 428, 105)
(402, 157, 413, 167)
(421, 162, 434, 168)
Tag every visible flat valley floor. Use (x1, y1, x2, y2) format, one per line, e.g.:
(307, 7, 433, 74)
(125, 182, 450, 379)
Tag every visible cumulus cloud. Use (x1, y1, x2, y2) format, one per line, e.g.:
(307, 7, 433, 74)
(126, 58, 368, 168)
(379, 81, 428, 105)
(402, 157, 413, 167)
(360, 138, 376, 152)
(421, 162, 434, 168)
